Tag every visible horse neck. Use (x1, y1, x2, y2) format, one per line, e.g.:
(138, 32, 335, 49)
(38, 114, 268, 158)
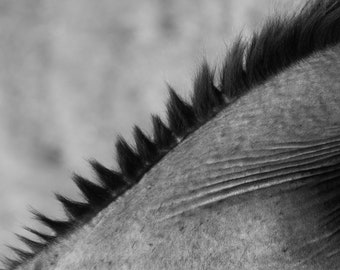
(20, 44, 340, 269)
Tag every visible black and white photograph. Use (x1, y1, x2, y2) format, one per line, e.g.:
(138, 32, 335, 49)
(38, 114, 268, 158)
(1, 0, 340, 269)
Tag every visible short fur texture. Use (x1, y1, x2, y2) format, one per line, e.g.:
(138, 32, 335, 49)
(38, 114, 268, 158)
(2, 0, 340, 268)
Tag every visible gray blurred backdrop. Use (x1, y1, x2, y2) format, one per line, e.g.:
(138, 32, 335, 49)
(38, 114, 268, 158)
(0, 0, 304, 261)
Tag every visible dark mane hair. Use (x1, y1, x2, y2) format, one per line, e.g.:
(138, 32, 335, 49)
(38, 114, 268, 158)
(3, 0, 340, 268)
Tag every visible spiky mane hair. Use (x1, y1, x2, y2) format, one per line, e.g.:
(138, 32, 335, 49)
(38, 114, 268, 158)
(3, 0, 340, 269)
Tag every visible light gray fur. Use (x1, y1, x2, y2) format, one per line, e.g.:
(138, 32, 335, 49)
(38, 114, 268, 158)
(17, 44, 340, 269)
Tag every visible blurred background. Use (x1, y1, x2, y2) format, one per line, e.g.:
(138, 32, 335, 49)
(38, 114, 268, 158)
(0, 0, 305, 263)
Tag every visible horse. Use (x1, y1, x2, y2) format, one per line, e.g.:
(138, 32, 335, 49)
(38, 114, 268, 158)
(2, 0, 340, 269)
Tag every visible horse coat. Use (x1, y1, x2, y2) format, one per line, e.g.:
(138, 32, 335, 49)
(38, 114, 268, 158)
(2, 0, 340, 269)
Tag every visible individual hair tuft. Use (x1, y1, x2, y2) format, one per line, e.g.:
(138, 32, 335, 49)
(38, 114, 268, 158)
(1, 257, 21, 270)
(166, 86, 197, 137)
(31, 211, 73, 236)
(6, 247, 33, 263)
(55, 194, 92, 220)
(220, 38, 248, 98)
(192, 61, 225, 121)
(133, 126, 159, 164)
(115, 136, 144, 180)
(152, 115, 176, 151)
(90, 160, 130, 193)
(24, 227, 55, 243)
(14, 234, 46, 254)
(72, 174, 112, 208)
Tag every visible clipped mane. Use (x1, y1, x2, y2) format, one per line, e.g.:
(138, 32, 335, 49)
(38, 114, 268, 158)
(3, 0, 340, 268)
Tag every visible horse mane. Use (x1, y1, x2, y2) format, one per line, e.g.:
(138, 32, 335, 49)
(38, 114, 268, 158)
(3, 0, 340, 268)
